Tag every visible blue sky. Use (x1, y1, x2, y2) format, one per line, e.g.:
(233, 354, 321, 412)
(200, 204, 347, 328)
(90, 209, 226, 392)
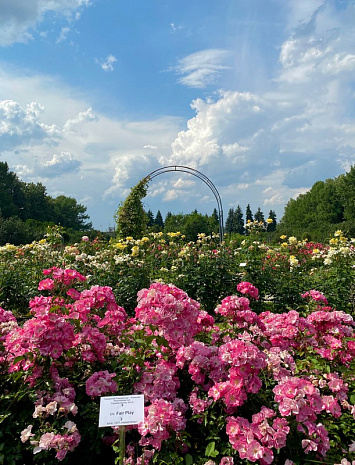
(1, 0, 355, 230)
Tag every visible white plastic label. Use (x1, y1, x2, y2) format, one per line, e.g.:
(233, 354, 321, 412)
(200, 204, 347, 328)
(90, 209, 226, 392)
(99, 395, 144, 427)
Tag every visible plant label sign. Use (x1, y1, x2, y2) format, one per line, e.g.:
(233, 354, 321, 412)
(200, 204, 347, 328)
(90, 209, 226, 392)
(99, 394, 144, 427)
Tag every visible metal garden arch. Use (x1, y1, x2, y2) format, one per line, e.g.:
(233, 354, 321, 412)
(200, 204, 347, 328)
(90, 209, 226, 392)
(144, 166, 224, 242)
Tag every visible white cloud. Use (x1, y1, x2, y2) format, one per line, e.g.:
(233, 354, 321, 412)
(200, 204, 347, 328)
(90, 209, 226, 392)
(56, 27, 70, 44)
(164, 189, 179, 201)
(166, 91, 265, 168)
(0, 0, 90, 47)
(170, 22, 186, 34)
(173, 49, 231, 88)
(148, 184, 166, 198)
(172, 178, 195, 189)
(283, 0, 325, 30)
(39, 152, 81, 177)
(236, 183, 249, 190)
(278, 2, 355, 85)
(13, 164, 34, 178)
(143, 144, 158, 150)
(222, 142, 249, 161)
(0, 99, 61, 150)
(63, 107, 98, 134)
(96, 55, 117, 72)
(15, 152, 82, 180)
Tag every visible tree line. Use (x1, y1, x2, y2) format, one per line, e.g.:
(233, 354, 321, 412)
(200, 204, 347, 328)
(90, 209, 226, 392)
(115, 178, 277, 241)
(0, 162, 92, 245)
(116, 166, 355, 242)
(278, 165, 355, 240)
(144, 205, 277, 240)
(2, 161, 354, 245)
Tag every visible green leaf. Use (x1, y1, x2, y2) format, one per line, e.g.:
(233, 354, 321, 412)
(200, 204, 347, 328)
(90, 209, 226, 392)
(185, 454, 193, 465)
(12, 355, 26, 364)
(205, 441, 219, 457)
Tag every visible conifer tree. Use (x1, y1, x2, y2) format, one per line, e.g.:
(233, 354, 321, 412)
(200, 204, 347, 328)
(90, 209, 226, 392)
(254, 207, 265, 224)
(225, 208, 235, 234)
(146, 209, 154, 227)
(234, 205, 244, 234)
(246, 204, 253, 222)
(254, 207, 265, 225)
(209, 208, 219, 233)
(267, 210, 277, 231)
(154, 210, 164, 230)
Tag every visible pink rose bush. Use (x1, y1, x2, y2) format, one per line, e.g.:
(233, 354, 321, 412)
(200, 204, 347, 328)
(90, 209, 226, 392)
(237, 281, 259, 300)
(1, 271, 355, 464)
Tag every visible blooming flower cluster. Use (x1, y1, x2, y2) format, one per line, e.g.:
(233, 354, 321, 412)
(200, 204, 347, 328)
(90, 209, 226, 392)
(301, 289, 328, 305)
(86, 370, 117, 397)
(0, 307, 18, 345)
(6, 312, 76, 364)
(134, 359, 180, 402)
(32, 425, 81, 461)
(209, 339, 267, 413)
(38, 267, 87, 291)
(215, 295, 260, 329)
(137, 398, 187, 451)
(135, 282, 213, 349)
(236, 281, 259, 299)
(226, 407, 289, 464)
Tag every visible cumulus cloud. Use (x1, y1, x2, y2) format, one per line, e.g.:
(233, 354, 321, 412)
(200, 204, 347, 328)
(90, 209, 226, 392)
(14, 152, 81, 179)
(172, 49, 231, 88)
(0, 0, 90, 46)
(0, 99, 61, 150)
(166, 91, 264, 169)
(63, 107, 98, 134)
(96, 55, 118, 72)
(38, 152, 81, 177)
(13, 164, 34, 178)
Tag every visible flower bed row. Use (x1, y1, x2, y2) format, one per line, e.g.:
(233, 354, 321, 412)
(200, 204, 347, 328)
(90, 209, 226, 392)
(0, 231, 354, 319)
(1, 267, 355, 464)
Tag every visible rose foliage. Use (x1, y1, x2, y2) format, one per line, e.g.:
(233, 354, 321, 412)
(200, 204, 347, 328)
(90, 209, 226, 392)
(1, 268, 355, 465)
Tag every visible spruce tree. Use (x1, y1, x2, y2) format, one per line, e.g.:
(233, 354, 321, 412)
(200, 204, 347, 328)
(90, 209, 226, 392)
(146, 209, 154, 227)
(154, 210, 164, 230)
(234, 205, 245, 234)
(209, 208, 219, 233)
(267, 210, 277, 231)
(246, 204, 253, 222)
(254, 207, 265, 224)
(225, 208, 235, 234)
